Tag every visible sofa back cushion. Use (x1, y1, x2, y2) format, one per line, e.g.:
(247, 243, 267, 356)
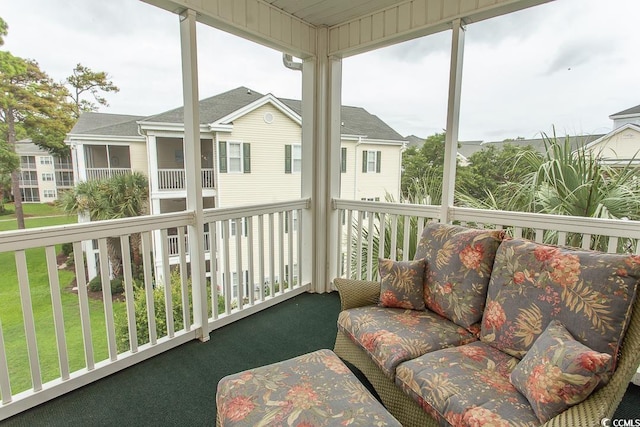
(414, 223, 505, 330)
(480, 238, 640, 371)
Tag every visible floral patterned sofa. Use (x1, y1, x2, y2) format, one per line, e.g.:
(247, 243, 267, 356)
(334, 223, 640, 427)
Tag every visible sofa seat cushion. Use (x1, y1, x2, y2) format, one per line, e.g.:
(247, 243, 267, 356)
(395, 342, 540, 427)
(414, 223, 505, 330)
(480, 238, 640, 371)
(338, 306, 477, 378)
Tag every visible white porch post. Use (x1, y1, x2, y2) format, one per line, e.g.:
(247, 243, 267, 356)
(179, 9, 208, 342)
(441, 18, 466, 223)
(147, 134, 159, 194)
(301, 27, 342, 293)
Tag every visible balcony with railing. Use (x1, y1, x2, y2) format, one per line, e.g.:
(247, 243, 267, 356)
(1, 198, 639, 423)
(3, 0, 640, 423)
(157, 168, 214, 191)
(85, 168, 133, 181)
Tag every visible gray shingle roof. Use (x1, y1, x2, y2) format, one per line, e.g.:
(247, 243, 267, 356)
(70, 112, 145, 137)
(280, 98, 404, 141)
(141, 86, 264, 124)
(70, 87, 404, 142)
(610, 104, 640, 117)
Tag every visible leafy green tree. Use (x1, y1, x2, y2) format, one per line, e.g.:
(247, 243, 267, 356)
(66, 63, 119, 118)
(401, 132, 447, 199)
(0, 17, 7, 45)
(57, 172, 149, 275)
(1, 46, 74, 228)
(457, 144, 539, 201)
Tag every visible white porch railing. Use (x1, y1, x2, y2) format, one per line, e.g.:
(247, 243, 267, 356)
(334, 198, 640, 281)
(157, 168, 215, 190)
(85, 168, 132, 181)
(0, 199, 309, 421)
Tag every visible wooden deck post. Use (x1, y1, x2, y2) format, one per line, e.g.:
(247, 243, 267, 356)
(441, 18, 466, 224)
(180, 9, 209, 342)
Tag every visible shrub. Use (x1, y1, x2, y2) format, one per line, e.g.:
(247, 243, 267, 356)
(87, 276, 125, 295)
(88, 276, 102, 292)
(61, 242, 73, 256)
(114, 269, 192, 353)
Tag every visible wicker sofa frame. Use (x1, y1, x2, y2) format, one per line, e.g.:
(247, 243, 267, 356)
(333, 277, 640, 427)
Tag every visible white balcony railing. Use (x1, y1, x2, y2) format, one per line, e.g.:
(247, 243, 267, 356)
(334, 198, 640, 281)
(4, 197, 640, 420)
(85, 168, 132, 181)
(0, 199, 309, 421)
(157, 168, 215, 190)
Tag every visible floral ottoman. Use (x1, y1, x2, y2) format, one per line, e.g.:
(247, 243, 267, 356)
(216, 349, 401, 426)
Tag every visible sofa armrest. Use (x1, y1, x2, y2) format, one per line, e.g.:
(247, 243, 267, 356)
(333, 278, 380, 310)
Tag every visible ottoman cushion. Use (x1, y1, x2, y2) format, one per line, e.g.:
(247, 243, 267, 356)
(216, 349, 401, 426)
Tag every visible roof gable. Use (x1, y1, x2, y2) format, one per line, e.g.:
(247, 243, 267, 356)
(585, 123, 640, 150)
(610, 104, 640, 118)
(211, 93, 301, 127)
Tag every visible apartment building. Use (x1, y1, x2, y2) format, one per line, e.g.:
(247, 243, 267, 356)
(66, 86, 406, 294)
(15, 141, 74, 203)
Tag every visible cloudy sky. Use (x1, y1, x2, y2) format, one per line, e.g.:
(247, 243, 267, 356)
(2, 0, 639, 141)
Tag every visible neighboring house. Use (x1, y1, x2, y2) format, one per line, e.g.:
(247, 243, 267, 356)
(66, 86, 405, 293)
(15, 141, 74, 203)
(585, 105, 640, 166)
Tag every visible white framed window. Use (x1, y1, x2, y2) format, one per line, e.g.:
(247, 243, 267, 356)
(292, 144, 301, 173)
(40, 156, 53, 165)
(219, 141, 250, 174)
(42, 173, 54, 181)
(43, 189, 56, 198)
(362, 150, 381, 173)
(228, 142, 242, 173)
(285, 144, 302, 173)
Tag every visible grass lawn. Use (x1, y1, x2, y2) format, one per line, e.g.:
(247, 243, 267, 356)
(0, 212, 126, 396)
(0, 202, 66, 218)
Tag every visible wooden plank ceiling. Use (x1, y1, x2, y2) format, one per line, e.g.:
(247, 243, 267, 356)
(263, 0, 403, 27)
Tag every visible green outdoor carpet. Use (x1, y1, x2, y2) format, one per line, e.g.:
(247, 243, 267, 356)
(2, 291, 638, 426)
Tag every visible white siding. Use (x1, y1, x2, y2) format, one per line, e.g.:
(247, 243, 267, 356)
(589, 128, 640, 163)
(216, 103, 302, 207)
(130, 141, 149, 176)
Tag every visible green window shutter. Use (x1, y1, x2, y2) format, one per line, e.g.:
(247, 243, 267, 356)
(341, 147, 347, 173)
(219, 141, 227, 173)
(243, 143, 251, 173)
(362, 151, 367, 173)
(376, 151, 381, 173)
(285, 144, 292, 174)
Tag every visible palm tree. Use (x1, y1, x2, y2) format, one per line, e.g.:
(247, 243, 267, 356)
(508, 132, 640, 220)
(58, 172, 149, 276)
(460, 132, 640, 250)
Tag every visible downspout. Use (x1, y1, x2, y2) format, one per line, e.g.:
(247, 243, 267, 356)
(282, 53, 303, 71)
(354, 136, 362, 200)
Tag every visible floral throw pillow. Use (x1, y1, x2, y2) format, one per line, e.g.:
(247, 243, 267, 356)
(480, 238, 640, 370)
(510, 320, 612, 423)
(378, 258, 426, 310)
(414, 223, 505, 329)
